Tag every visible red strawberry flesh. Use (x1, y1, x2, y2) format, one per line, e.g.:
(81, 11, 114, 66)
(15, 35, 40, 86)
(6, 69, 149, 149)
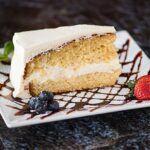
(134, 75, 150, 100)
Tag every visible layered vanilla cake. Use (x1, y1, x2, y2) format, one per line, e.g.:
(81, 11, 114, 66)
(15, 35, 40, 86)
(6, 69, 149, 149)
(10, 25, 121, 98)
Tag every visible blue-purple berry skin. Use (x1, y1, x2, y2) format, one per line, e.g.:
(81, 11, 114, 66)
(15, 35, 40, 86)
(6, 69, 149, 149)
(28, 97, 38, 110)
(39, 91, 54, 102)
(48, 101, 59, 111)
(28, 91, 59, 114)
(34, 98, 49, 114)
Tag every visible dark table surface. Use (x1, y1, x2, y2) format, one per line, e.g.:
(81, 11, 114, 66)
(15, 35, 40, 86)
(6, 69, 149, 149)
(0, 0, 150, 149)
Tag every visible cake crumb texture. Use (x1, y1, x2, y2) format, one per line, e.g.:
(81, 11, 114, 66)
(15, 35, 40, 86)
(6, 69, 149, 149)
(25, 34, 117, 78)
(24, 33, 121, 96)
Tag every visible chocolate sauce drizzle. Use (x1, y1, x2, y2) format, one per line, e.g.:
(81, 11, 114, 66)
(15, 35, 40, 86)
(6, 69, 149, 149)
(0, 39, 146, 120)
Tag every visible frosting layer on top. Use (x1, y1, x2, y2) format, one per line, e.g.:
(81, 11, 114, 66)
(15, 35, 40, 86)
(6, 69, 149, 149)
(13, 25, 116, 62)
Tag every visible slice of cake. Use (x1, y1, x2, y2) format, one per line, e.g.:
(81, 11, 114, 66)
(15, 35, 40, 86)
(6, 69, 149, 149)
(10, 25, 121, 98)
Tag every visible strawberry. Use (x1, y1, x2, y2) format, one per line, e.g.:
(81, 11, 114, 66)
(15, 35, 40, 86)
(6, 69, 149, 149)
(134, 75, 150, 100)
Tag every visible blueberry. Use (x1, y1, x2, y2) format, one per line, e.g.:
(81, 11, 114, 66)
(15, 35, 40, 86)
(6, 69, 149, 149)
(48, 101, 59, 112)
(28, 97, 38, 110)
(34, 98, 49, 114)
(28, 91, 57, 114)
(39, 91, 54, 102)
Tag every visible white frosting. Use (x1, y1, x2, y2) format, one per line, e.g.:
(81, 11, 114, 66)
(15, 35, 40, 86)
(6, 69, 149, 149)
(10, 24, 117, 98)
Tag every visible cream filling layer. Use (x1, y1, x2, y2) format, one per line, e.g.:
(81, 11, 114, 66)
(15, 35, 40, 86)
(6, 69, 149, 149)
(26, 59, 121, 84)
(13, 59, 121, 98)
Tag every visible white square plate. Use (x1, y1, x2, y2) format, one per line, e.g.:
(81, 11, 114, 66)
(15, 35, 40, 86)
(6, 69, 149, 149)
(0, 30, 150, 128)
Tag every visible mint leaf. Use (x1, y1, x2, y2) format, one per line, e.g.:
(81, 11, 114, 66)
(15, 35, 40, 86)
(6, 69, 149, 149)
(0, 41, 14, 62)
(4, 41, 14, 56)
(127, 89, 134, 98)
(0, 55, 8, 61)
(127, 80, 137, 89)
(126, 80, 137, 99)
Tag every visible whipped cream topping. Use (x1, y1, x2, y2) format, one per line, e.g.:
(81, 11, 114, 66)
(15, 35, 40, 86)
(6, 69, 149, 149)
(10, 25, 117, 98)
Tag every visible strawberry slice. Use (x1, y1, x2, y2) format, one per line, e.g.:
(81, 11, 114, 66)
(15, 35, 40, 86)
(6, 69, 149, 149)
(134, 75, 150, 100)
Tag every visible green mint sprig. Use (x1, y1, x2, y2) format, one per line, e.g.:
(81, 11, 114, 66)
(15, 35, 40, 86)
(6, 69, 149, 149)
(0, 41, 14, 62)
(127, 80, 137, 98)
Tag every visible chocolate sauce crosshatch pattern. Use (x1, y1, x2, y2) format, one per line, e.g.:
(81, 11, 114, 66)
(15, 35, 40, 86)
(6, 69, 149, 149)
(0, 36, 148, 121)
